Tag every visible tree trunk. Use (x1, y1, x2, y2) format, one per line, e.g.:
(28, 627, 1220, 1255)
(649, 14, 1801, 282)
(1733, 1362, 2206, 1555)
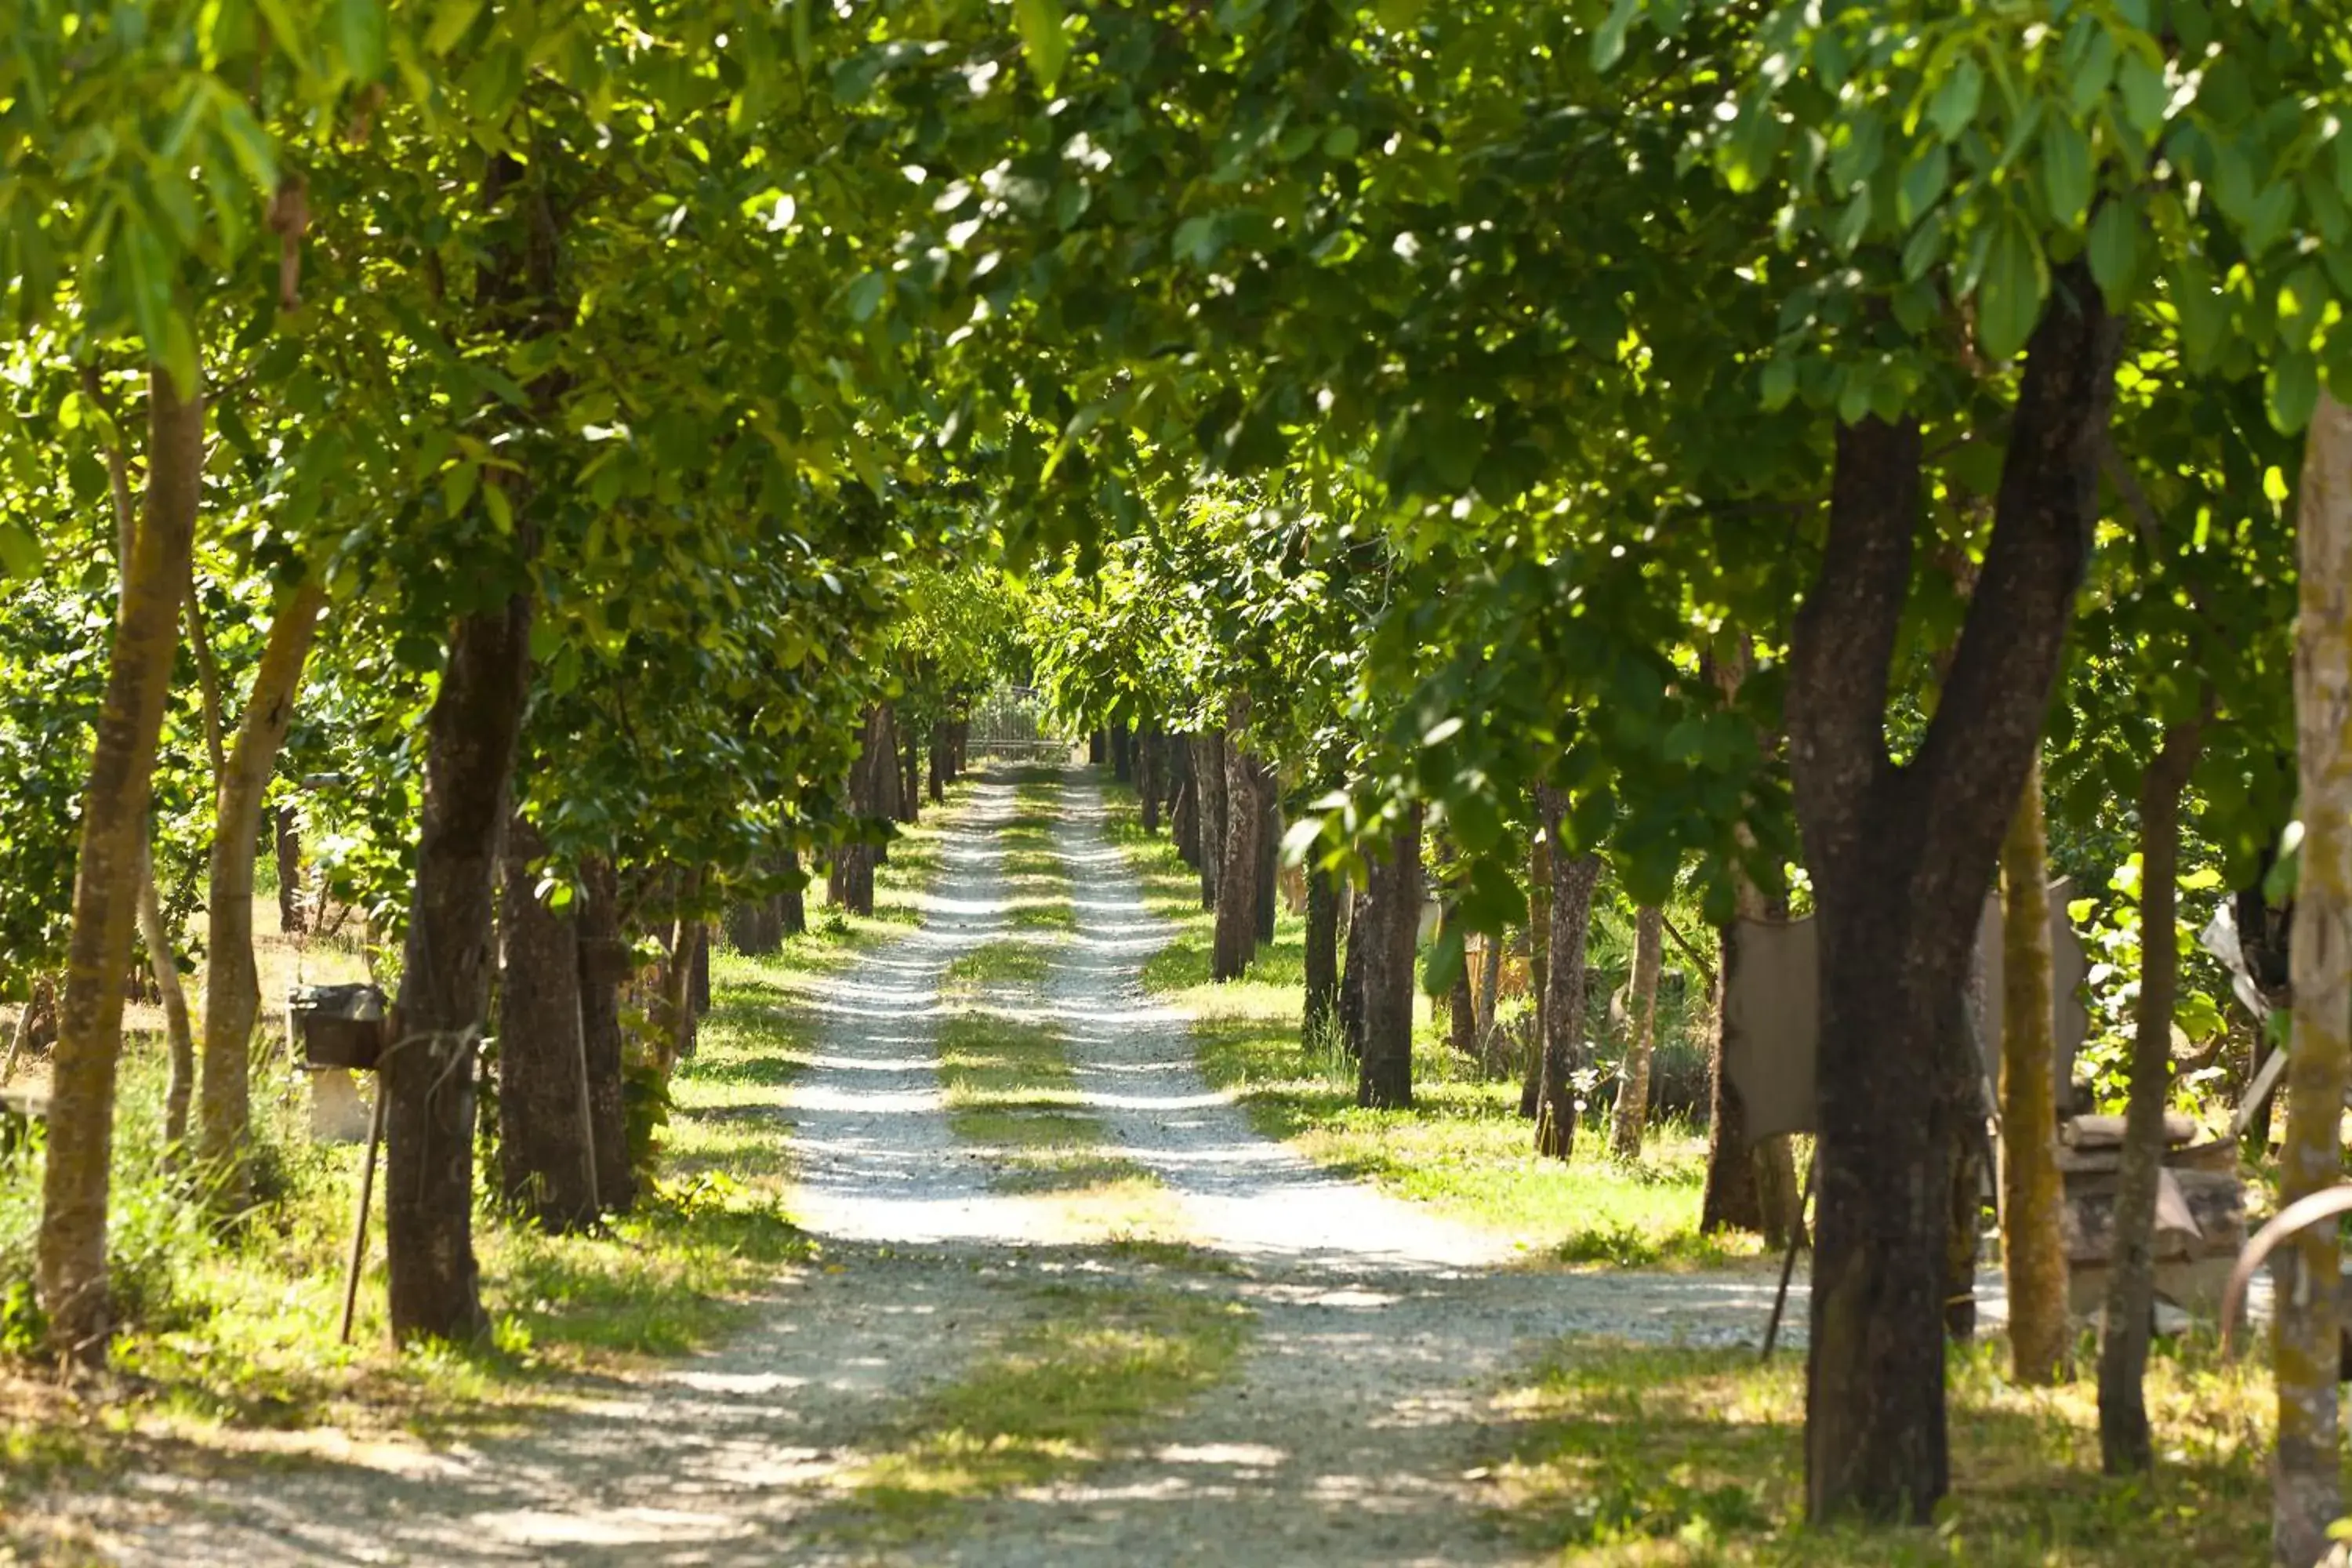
(1194, 730, 1228, 909)
(1440, 838, 1474, 1059)
(829, 706, 890, 916)
(873, 706, 902, 855)
(1211, 702, 1263, 981)
(1475, 933, 1505, 1076)
(274, 805, 306, 934)
(1171, 739, 1200, 866)
(1339, 873, 1371, 1058)
(779, 847, 807, 937)
(575, 855, 634, 1213)
(660, 869, 706, 1076)
(1533, 786, 1602, 1160)
(1090, 728, 1106, 764)
(1111, 722, 1133, 782)
(898, 728, 921, 825)
(1522, 825, 1552, 1118)
(1304, 865, 1341, 1046)
(1792, 267, 2118, 1523)
(140, 848, 196, 1154)
(1356, 807, 1422, 1109)
(198, 577, 327, 1187)
(1137, 728, 1163, 833)
(384, 575, 533, 1345)
(498, 811, 597, 1232)
(2093, 720, 2202, 1465)
(1612, 906, 1662, 1160)
(1256, 787, 1280, 946)
(929, 720, 949, 804)
(2274, 390, 2352, 1568)
(1993, 764, 2071, 1387)
(38, 363, 203, 1362)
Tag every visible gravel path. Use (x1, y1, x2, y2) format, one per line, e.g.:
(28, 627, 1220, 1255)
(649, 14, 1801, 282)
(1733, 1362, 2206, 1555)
(54, 767, 1802, 1566)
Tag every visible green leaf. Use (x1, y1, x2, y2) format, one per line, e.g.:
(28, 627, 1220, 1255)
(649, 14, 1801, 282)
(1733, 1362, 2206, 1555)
(335, 0, 387, 81)
(425, 0, 483, 53)
(2266, 350, 2318, 435)
(2086, 198, 2138, 302)
(0, 524, 39, 579)
(1928, 58, 1983, 143)
(844, 270, 887, 322)
(1897, 143, 1949, 226)
(2039, 115, 2092, 227)
(1013, 0, 1068, 92)
(1592, 0, 1639, 72)
(1974, 216, 2047, 363)
(1759, 355, 1796, 411)
(1322, 124, 1359, 161)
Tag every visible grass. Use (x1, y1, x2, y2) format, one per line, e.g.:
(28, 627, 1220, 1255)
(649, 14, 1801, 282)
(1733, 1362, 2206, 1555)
(1097, 782, 1764, 1269)
(942, 939, 1054, 992)
(1489, 1337, 2276, 1563)
(0, 773, 982, 1540)
(845, 1281, 1251, 1516)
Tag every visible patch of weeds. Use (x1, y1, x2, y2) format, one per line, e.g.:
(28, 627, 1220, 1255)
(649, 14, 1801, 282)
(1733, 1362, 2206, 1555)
(1007, 899, 1076, 932)
(845, 1283, 1251, 1518)
(1489, 1338, 2270, 1564)
(934, 1014, 1152, 1195)
(942, 941, 1053, 992)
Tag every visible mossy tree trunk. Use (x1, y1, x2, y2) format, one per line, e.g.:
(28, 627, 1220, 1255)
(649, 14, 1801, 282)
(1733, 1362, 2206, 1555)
(1998, 764, 2071, 1387)
(1612, 906, 1662, 1160)
(197, 576, 327, 1189)
(38, 363, 203, 1362)
(2096, 715, 2205, 1466)
(2274, 389, 2352, 1568)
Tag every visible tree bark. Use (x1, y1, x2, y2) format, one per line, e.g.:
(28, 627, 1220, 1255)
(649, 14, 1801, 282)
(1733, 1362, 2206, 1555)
(929, 720, 949, 804)
(779, 847, 807, 937)
(1995, 764, 2071, 1387)
(1356, 807, 1422, 1109)
(660, 869, 706, 1076)
(38, 363, 203, 1362)
(140, 848, 196, 1154)
(498, 811, 597, 1231)
(197, 577, 327, 1187)
(898, 728, 921, 825)
(1612, 906, 1662, 1160)
(2274, 389, 2352, 1568)
(384, 576, 532, 1345)
(1111, 721, 1133, 782)
(1522, 824, 1552, 1118)
(1137, 728, 1163, 833)
(1475, 932, 1505, 1076)
(1339, 873, 1371, 1058)
(1195, 729, 1228, 910)
(274, 805, 306, 933)
(1211, 702, 1264, 980)
(575, 855, 634, 1212)
(1792, 267, 2118, 1524)
(1533, 786, 1601, 1159)
(829, 706, 890, 916)
(2096, 717, 2203, 1467)
(1171, 739, 1200, 866)
(1255, 786, 1280, 947)
(1303, 864, 1341, 1046)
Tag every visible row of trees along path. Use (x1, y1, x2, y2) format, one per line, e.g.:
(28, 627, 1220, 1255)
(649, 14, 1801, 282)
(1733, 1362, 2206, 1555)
(9, 5, 2352, 1564)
